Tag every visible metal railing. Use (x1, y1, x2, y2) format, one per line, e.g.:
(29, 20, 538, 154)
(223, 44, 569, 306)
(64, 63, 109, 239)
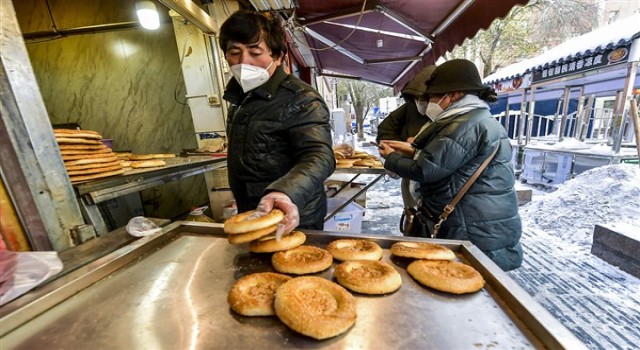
(494, 107, 630, 143)
(579, 108, 615, 142)
(493, 113, 555, 140)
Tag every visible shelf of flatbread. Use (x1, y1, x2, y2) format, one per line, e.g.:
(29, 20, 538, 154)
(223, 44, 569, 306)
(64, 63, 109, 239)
(334, 148, 384, 169)
(55, 129, 125, 183)
(55, 129, 177, 183)
(114, 152, 176, 171)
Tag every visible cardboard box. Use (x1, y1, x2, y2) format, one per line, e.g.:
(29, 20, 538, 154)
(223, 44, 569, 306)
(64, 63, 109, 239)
(323, 197, 364, 233)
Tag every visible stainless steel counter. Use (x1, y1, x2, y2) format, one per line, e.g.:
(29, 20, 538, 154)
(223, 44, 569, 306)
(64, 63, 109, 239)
(326, 168, 386, 221)
(0, 223, 586, 349)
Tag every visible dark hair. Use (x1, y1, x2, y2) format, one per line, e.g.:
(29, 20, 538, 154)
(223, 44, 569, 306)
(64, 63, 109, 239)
(219, 10, 287, 58)
(478, 86, 498, 103)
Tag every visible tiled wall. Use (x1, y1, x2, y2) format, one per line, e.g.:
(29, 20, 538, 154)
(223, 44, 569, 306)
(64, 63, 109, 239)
(16, 0, 209, 221)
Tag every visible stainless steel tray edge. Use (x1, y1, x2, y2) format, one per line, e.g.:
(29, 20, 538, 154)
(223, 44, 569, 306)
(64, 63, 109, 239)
(1, 222, 586, 350)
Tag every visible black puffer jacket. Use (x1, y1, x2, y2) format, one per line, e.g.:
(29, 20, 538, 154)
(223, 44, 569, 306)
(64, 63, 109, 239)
(384, 108, 523, 271)
(223, 67, 336, 229)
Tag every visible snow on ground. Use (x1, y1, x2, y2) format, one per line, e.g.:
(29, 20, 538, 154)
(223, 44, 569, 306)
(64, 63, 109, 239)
(355, 139, 640, 349)
(519, 164, 640, 248)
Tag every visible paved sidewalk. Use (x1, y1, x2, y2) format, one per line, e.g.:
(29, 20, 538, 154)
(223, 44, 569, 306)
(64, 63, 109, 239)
(508, 227, 640, 350)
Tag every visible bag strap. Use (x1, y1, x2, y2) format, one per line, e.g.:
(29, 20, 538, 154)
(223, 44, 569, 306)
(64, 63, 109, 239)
(399, 210, 407, 233)
(399, 207, 415, 235)
(432, 144, 500, 237)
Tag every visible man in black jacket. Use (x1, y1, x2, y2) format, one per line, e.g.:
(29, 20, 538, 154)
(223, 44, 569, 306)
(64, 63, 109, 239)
(220, 11, 336, 232)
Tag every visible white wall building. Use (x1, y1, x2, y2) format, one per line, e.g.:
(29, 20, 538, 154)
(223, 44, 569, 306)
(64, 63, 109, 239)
(379, 96, 403, 115)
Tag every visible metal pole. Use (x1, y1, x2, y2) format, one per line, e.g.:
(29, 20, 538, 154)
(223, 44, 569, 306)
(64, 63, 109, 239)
(1, 1, 89, 250)
(608, 91, 622, 146)
(537, 115, 543, 138)
(612, 61, 638, 153)
(557, 86, 572, 142)
(504, 102, 512, 138)
(629, 100, 640, 168)
(517, 89, 528, 146)
(579, 94, 595, 141)
(526, 88, 536, 145)
(551, 93, 563, 136)
(573, 87, 585, 139)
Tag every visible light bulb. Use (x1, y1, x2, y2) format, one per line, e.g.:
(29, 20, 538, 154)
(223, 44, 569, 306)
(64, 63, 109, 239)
(136, 1, 160, 30)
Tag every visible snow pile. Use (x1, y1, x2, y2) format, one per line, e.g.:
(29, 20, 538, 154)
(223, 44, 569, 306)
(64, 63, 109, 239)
(520, 164, 640, 248)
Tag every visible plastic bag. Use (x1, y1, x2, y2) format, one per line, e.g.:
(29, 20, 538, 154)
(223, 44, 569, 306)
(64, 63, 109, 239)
(222, 200, 238, 220)
(332, 142, 354, 159)
(126, 216, 162, 237)
(0, 251, 17, 298)
(0, 250, 63, 306)
(185, 206, 215, 223)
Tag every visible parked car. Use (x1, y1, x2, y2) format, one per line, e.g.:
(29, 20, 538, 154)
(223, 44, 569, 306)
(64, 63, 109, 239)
(351, 118, 372, 134)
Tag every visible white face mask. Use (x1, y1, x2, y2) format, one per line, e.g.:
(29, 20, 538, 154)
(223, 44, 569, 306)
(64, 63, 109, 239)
(230, 60, 275, 93)
(425, 94, 448, 120)
(415, 100, 428, 116)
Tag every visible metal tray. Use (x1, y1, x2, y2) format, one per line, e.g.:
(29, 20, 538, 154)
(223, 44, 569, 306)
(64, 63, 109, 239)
(0, 222, 585, 349)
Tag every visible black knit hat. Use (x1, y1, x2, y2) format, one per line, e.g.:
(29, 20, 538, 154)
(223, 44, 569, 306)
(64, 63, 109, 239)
(401, 65, 436, 98)
(425, 59, 486, 94)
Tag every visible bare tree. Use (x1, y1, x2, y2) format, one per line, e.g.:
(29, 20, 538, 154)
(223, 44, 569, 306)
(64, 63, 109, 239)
(446, 0, 600, 76)
(336, 79, 392, 140)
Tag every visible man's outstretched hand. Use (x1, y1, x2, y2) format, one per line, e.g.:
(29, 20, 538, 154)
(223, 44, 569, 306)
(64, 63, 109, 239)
(257, 191, 300, 235)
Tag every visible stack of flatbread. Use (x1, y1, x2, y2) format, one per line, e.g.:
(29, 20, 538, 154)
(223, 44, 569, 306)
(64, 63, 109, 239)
(335, 150, 383, 169)
(55, 129, 125, 183)
(114, 153, 175, 170)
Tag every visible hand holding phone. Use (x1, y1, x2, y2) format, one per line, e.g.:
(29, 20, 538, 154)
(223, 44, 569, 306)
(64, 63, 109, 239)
(370, 141, 384, 149)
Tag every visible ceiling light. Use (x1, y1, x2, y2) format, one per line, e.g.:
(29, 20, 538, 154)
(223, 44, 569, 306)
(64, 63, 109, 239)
(136, 1, 160, 30)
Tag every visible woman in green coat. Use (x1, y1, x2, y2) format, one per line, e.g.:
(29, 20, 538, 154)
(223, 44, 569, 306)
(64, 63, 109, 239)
(380, 59, 523, 271)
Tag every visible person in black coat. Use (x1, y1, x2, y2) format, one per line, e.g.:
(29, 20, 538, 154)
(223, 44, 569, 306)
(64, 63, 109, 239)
(376, 65, 436, 144)
(220, 11, 336, 232)
(379, 59, 523, 271)
(377, 66, 436, 232)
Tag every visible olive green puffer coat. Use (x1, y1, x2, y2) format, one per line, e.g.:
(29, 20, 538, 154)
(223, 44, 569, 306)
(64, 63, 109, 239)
(223, 67, 336, 230)
(384, 108, 523, 271)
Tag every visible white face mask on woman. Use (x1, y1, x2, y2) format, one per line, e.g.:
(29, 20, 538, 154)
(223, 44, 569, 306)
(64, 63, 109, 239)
(230, 60, 275, 93)
(425, 94, 448, 120)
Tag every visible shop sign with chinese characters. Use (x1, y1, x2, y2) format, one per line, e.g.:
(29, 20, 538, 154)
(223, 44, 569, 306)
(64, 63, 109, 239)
(532, 45, 630, 83)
